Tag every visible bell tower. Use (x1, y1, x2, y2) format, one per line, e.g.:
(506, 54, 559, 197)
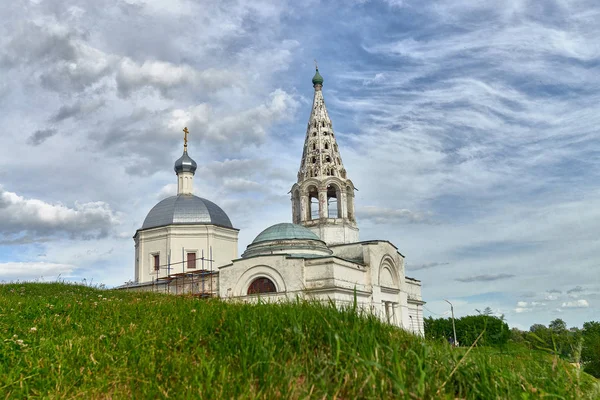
(290, 67, 359, 245)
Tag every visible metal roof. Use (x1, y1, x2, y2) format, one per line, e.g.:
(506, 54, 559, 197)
(252, 223, 320, 244)
(174, 151, 197, 174)
(141, 195, 233, 230)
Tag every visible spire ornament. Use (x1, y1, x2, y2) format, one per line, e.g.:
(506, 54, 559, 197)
(183, 127, 189, 151)
(312, 62, 324, 86)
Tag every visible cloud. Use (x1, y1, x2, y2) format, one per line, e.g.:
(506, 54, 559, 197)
(222, 178, 262, 193)
(561, 299, 589, 309)
(359, 206, 435, 224)
(28, 129, 58, 146)
(407, 261, 449, 271)
(514, 300, 546, 314)
(0, 262, 75, 281)
(50, 99, 105, 122)
(2, 19, 113, 93)
(0, 186, 120, 242)
(157, 184, 177, 200)
(456, 273, 515, 283)
(167, 89, 299, 150)
(567, 286, 584, 294)
(116, 59, 239, 98)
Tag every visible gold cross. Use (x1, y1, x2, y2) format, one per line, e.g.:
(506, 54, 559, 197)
(183, 127, 189, 148)
(314, 59, 318, 70)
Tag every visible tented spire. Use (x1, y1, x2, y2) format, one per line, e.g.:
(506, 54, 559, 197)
(297, 68, 347, 182)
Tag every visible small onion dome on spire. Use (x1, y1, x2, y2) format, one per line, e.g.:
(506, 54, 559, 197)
(174, 126, 197, 174)
(174, 150, 197, 174)
(312, 68, 324, 86)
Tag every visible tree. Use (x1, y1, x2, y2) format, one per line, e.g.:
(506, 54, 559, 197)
(582, 321, 600, 378)
(549, 318, 567, 333)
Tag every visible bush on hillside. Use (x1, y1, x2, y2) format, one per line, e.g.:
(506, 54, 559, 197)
(424, 314, 510, 347)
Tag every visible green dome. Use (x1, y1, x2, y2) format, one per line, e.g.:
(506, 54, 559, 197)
(252, 223, 320, 244)
(312, 69, 324, 85)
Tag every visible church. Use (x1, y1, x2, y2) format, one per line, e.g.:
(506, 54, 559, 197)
(125, 68, 425, 334)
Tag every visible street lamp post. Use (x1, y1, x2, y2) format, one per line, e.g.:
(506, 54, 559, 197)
(444, 299, 458, 347)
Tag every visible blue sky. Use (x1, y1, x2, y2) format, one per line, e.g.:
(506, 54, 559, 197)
(0, 0, 598, 329)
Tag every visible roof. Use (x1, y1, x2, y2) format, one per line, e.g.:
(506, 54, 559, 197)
(252, 223, 320, 244)
(312, 68, 324, 85)
(141, 194, 233, 230)
(174, 150, 197, 174)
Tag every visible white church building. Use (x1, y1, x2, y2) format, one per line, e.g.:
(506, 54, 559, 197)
(126, 68, 425, 334)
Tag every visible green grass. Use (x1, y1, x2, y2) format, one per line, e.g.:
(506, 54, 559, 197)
(1, 283, 598, 399)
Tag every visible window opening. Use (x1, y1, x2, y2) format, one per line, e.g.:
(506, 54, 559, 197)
(187, 252, 196, 269)
(308, 186, 319, 220)
(247, 277, 277, 294)
(153, 254, 160, 271)
(327, 184, 341, 218)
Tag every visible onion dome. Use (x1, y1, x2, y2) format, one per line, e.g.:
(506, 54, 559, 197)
(141, 195, 233, 230)
(242, 222, 332, 258)
(312, 68, 324, 86)
(174, 151, 197, 174)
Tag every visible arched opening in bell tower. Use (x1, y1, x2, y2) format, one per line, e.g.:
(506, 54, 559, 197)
(327, 183, 341, 218)
(307, 185, 319, 220)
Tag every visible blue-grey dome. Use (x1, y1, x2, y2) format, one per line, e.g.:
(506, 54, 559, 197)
(174, 151, 197, 174)
(141, 195, 233, 230)
(252, 223, 320, 244)
(243, 223, 330, 258)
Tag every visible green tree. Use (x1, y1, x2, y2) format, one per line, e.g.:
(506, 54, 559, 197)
(581, 321, 600, 378)
(549, 318, 567, 333)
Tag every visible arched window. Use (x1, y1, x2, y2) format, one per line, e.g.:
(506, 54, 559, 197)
(322, 121, 325, 128)
(325, 155, 331, 163)
(312, 157, 316, 164)
(312, 143, 316, 150)
(327, 184, 341, 218)
(313, 132, 317, 137)
(247, 277, 277, 294)
(324, 142, 329, 150)
(308, 185, 319, 220)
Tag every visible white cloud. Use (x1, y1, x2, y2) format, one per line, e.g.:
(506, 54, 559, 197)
(561, 299, 589, 309)
(0, 186, 120, 241)
(0, 262, 75, 281)
(116, 59, 240, 98)
(167, 89, 299, 149)
(157, 184, 177, 200)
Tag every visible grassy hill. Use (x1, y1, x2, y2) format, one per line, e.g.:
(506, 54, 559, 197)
(1, 283, 598, 399)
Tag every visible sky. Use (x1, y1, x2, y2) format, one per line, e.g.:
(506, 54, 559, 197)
(1, 0, 599, 330)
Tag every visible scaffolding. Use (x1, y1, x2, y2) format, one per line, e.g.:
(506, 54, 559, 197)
(122, 246, 218, 297)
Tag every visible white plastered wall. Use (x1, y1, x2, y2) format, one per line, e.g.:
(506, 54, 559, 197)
(134, 224, 238, 283)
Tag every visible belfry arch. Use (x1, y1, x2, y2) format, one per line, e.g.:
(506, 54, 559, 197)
(307, 185, 319, 220)
(327, 183, 342, 218)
